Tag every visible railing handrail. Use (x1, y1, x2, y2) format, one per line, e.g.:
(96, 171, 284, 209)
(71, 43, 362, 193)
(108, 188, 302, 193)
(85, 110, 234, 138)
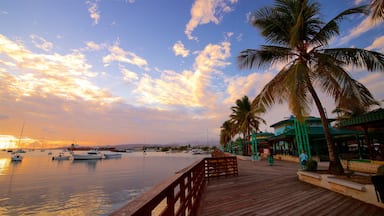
(110, 156, 238, 216)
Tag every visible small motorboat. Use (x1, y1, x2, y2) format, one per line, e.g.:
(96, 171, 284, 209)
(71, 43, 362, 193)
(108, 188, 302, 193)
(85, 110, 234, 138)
(72, 149, 103, 160)
(11, 153, 23, 162)
(52, 152, 71, 160)
(104, 153, 122, 159)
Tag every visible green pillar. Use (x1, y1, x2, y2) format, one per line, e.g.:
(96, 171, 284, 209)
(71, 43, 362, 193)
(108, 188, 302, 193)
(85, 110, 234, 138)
(231, 141, 235, 153)
(251, 130, 258, 161)
(237, 139, 243, 155)
(294, 117, 311, 159)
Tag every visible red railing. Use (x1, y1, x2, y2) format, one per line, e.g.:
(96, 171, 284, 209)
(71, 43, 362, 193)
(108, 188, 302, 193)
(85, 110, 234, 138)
(110, 156, 238, 216)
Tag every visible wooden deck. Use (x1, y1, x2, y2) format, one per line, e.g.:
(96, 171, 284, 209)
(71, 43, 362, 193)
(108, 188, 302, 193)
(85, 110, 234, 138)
(199, 158, 383, 216)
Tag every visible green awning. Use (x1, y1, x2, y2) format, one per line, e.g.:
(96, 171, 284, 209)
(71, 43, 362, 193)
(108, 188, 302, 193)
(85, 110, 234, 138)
(338, 108, 384, 128)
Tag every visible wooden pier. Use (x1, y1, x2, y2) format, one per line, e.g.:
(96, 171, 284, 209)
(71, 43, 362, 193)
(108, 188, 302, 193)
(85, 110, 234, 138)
(199, 159, 384, 216)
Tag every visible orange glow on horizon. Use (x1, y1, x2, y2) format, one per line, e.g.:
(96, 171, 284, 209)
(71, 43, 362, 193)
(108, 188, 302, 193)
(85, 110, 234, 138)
(0, 134, 109, 149)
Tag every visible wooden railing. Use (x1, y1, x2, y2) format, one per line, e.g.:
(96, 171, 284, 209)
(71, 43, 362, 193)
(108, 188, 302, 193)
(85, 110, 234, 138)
(110, 156, 238, 216)
(205, 157, 238, 180)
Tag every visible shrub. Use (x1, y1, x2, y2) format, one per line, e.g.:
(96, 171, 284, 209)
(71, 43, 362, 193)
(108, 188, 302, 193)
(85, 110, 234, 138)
(306, 159, 318, 171)
(377, 165, 384, 175)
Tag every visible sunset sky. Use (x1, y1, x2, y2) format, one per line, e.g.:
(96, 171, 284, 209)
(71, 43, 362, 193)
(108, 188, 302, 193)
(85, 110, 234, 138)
(0, 0, 383, 148)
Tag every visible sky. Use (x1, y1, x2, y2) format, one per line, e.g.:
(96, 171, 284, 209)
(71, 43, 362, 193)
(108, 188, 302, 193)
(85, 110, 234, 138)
(0, 0, 383, 149)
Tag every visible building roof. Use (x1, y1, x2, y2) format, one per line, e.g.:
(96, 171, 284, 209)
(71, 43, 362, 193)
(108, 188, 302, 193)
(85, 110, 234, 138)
(338, 108, 384, 128)
(270, 115, 335, 128)
(268, 126, 362, 141)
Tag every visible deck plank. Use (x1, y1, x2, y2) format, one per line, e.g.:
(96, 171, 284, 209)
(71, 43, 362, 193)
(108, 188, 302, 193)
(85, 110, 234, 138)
(199, 158, 383, 216)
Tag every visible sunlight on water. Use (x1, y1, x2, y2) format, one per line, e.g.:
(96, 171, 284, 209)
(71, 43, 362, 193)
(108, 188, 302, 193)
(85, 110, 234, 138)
(0, 158, 9, 175)
(0, 150, 206, 215)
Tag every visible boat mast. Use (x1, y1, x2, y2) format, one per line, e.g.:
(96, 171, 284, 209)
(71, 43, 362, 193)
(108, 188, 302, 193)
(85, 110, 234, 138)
(18, 121, 25, 148)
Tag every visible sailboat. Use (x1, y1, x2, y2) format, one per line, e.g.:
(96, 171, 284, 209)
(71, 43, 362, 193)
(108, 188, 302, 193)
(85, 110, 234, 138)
(11, 153, 23, 161)
(11, 121, 25, 162)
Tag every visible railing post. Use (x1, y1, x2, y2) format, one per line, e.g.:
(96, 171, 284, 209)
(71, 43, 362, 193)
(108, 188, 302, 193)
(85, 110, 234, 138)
(166, 187, 175, 216)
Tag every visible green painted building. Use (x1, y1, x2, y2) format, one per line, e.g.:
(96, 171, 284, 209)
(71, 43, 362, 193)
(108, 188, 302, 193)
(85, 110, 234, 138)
(268, 116, 365, 161)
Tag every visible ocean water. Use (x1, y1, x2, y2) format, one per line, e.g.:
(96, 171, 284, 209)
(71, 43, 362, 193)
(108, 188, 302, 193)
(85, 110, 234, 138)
(0, 150, 206, 216)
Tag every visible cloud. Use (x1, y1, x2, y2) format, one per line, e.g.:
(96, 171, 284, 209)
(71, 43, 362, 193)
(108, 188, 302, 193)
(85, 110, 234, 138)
(365, 35, 384, 52)
(173, 41, 190, 57)
(121, 67, 139, 81)
(339, 16, 378, 45)
(30, 35, 53, 52)
(224, 72, 274, 105)
(135, 41, 231, 110)
(86, 0, 100, 25)
(185, 0, 238, 40)
(359, 72, 384, 100)
(354, 0, 366, 5)
(103, 43, 149, 71)
(85, 41, 104, 50)
(0, 34, 120, 104)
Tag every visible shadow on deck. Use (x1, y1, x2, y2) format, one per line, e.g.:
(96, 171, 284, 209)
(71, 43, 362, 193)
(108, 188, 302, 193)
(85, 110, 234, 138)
(199, 159, 383, 216)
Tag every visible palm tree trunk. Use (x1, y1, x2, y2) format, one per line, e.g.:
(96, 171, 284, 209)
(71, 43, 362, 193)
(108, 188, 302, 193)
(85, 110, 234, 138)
(307, 83, 344, 174)
(243, 132, 247, 156)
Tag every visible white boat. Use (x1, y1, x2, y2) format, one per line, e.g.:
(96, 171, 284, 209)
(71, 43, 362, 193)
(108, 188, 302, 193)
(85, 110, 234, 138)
(104, 153, 122, 159)
(11, 122, 25, 162)
(52, 152, 71, 160)
(191, 149, 206, 155)
(72, 149, 103, 160)
(11, 153, 23, 161)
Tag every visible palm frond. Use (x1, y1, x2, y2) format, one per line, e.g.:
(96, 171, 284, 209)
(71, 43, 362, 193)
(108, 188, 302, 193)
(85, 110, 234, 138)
(237, 46, 291, 70)
(286, 62, 312, 121)
(324, 48, 384, 71)
(252, 64, 293, 111)
(370, 0, 384, 22)
(251, 7, 290, 45)
(311, 5, 368, 47)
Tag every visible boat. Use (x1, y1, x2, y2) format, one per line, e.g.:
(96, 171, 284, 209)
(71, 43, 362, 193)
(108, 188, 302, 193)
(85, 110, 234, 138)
(104, 153, 122, 159)
(11, 121, 25, 162)
(15, 149, 26, 153)
(72, 149, 103, 160)
(191, 149, 206, 155)
(11, 153, 23, 161)
(52, 152, 71, 160)
(68, 143, 115, 151)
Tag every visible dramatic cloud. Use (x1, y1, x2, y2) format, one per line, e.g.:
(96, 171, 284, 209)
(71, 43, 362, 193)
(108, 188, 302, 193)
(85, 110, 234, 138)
(0, 34, 119, 104)
(185, 0, 238, 40)
(173, 41, 190, 57)
(135, 41, 231, 110)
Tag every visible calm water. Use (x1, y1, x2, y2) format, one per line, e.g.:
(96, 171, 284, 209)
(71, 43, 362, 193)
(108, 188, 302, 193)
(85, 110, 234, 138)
(0, 150, 206, 216)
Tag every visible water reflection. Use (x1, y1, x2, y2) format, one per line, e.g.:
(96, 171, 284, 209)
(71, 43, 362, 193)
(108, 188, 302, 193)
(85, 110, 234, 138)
(0, 158, 9, 175)
(71, 159, 100, 170)
(0, 151, 204, 215)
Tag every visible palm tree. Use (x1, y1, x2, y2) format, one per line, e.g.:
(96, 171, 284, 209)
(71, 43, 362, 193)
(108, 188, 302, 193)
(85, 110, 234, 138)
(229, 95, 265, 155)
(332, 81, 380, 126)
(237, 0, 384, 174)
(370, 0, 384, 21)
(220, 120, 235, 151)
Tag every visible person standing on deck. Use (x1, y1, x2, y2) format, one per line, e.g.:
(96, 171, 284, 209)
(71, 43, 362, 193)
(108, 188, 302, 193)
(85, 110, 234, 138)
(299, 151, 308, 170)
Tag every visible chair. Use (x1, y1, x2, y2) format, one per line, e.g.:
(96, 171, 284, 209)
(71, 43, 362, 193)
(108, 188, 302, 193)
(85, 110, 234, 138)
(371, 175, 384, 203)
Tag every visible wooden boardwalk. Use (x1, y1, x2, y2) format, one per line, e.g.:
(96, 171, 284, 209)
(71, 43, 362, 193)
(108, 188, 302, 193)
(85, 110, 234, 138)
(199, 159, 383, 216)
